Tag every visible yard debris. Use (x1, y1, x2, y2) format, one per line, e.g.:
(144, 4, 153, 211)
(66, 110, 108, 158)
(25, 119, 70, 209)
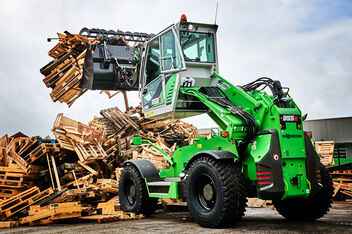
(0, 104, 199, 227)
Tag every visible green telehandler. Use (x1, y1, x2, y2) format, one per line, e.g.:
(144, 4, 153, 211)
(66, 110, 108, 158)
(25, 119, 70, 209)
(80, 15, 333, 228)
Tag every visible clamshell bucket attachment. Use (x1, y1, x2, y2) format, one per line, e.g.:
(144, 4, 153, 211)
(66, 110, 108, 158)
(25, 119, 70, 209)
(80, 42, 138, 91)
(79, 28, 154, 91)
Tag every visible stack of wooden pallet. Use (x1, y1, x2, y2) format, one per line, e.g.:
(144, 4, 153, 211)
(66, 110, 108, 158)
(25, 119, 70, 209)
(315, 141, 335, 166)
(0, 187, 54, 221)
(0, 163, 31, 200)
(0, 104, 201, 228)
(40, 32, 98, 107)
(330, 170, 352, 199)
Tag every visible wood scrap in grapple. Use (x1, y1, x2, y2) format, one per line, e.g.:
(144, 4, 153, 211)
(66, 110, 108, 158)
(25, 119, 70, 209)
(0, 104, 196, 228)
(40, 32, 97, 107)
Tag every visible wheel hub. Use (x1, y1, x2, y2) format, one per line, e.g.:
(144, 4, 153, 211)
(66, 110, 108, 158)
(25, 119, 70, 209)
(129, 185, 136, 197)
(125, 180, 137, 205)
(197, 175, 216, 211)
(203, 184, 214, 201)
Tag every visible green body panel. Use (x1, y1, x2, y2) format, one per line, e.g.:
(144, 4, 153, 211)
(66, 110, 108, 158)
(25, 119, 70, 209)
(159, 136, 238, 178)
(243, 134, 271, 181)
(165, 74, 177, 105)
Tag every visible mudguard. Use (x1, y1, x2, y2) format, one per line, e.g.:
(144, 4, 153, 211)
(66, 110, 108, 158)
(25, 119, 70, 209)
(185, 150, 238, 170)
(123, 159, 160, 179)
(255, 130, 285, 200)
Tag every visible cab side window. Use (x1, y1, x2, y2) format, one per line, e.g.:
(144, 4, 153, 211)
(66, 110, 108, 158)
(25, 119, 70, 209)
(145, 39, 160, 84)
(160, 30, 183, 71)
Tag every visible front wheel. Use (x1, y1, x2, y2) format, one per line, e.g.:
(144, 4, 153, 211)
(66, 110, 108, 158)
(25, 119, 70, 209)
(186, 157, 247, 228)
(274, 164, 333, 221)
(118, 164, 157, 216)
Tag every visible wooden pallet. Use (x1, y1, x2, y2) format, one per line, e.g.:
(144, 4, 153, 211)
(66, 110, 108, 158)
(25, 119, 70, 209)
(53, 113, 103, 145)
(100, 107, 140, 134)
(21, 202, 82, 224)
(22, 143, 61, 164)
(72, 141, 107, 162)
(315, 141, 335, 166)
(0, 187, 54, 220)
(0, 221, 19, 228)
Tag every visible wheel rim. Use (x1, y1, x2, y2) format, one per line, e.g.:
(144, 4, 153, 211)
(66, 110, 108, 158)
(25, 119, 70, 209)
(125, 179, 137, 205)
(196, 174, 216, 211)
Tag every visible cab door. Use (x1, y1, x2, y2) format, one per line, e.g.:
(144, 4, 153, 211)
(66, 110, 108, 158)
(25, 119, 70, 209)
(140, 25, 186, 118)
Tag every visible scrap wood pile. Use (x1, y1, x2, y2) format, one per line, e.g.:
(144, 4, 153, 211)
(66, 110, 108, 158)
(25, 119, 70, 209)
(330, 170, 352, 200)
(315, 141, 335, 166)
(0, 104, 197, 227)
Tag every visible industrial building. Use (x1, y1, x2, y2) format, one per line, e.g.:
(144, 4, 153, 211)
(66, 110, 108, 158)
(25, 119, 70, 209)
(304, 117, 352, 159)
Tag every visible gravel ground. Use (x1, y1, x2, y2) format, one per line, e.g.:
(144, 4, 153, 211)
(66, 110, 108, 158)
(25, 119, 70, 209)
(1, 201, 351, 233)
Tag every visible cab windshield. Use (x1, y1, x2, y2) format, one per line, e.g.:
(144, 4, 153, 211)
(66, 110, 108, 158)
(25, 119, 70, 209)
(180, 31, 215, 63)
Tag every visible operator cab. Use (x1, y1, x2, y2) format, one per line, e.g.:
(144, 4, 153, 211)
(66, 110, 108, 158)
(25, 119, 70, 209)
(140, 15, 219, 119)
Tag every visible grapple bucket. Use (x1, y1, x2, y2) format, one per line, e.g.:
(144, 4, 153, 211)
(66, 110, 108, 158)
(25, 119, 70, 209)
(80, 43, 138, 91)
(79, 28, 154, 91)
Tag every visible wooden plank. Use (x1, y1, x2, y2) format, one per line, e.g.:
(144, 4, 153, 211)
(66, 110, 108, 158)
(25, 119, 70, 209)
(77, 161, 98, 176)
(51, 156, 61, 191)
(0, 221, 19, 228)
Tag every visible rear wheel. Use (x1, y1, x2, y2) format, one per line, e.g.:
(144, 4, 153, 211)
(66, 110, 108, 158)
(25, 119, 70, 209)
(186, 156, 246, 228)
(118, 164, 157, 216)
(274, 164, 333, 221)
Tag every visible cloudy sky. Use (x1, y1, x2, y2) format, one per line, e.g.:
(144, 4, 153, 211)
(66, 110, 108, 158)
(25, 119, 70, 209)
(0, 0, 351, 137)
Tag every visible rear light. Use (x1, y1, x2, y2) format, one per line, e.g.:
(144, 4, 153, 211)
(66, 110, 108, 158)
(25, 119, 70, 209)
(256, 171, 272, 185)
(316, 169, 321, 182)
(307, 132, 313, 138)
(220, 131, 229, 138)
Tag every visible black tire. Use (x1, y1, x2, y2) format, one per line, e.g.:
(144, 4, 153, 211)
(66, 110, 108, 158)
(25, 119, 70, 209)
(186, 156, 247, 228)
(274, 164, 333, 221)
(118, 164, 157, 216)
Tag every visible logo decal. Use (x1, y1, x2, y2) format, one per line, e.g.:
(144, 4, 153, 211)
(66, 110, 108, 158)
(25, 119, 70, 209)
(282, 134, 302, 139)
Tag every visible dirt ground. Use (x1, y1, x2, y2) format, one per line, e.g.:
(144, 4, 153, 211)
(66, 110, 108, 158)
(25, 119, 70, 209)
(1, 201, 352, 233)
